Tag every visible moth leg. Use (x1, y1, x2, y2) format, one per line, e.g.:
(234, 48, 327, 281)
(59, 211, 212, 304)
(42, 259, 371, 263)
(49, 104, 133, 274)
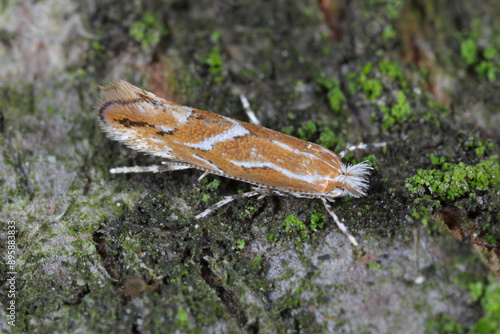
(110, 162, 192, 174)
(197, 171, 210, 181)
(338, 142, 386, 158)
(195, 189, 263, 219)
(321, 198, 359, 247)
(239, 94, 261, 126)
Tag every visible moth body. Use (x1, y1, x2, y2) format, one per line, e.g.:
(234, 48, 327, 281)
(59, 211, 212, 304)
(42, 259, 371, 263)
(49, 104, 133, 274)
(97, 80, 379, 246)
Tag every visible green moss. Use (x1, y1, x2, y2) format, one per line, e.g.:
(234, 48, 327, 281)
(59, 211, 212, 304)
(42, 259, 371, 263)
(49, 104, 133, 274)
(273, 269, 322, 324)
(362, 77, 384, 101)
(281, 125, 295, 135)
(440, 279, 500, 334)
(316, 76, 345, 113)
(285, 214, 309, 247)
(485, 234, 497, 244)
(382, 24, 397, 41)
(475, 61, 498, 81)
(470, 281, 500, 333)
(357, 62, 384, 100)
(177, 308, 188, 325)
(379, 91, 414, 131)
(202, 45, 226, 84)
(326, 85, 345, 113)
(472, 139, 494, 156)
(286, 112, 296, 120)
(411, 207, 433, 230)
(249, 255, 263, 271)
(406, 157, 500, 201)
(310, 210, 325, 231)
(427, 313, 465, 334)
(345, 62, 384, 101)
(205, 178, 220, 191)
(379, 60, 406, 87)
(0, 84, 36, 120)
(235, 238, 245, 250)
(204, 46, 223, 75)
(275, 211, 329, 249)
(458, 22, 500, 81)
(129, 11, 169, 49)
(291, 121, 346, 153)
(460, 39, 477, 65)
(317, 126, 345, 151)
(469, 281, 484, 302)
(350, 154, 379, 169)
(297, 121, 317, 141)
(201, 193, 211, 203)
(430, 153, 446, 165)
(484, 45, 497, 60)
(89, 40, 108, 61)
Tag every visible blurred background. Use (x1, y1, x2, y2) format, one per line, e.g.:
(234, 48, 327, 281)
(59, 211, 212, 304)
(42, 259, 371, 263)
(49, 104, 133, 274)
(1, 1, 499, 333)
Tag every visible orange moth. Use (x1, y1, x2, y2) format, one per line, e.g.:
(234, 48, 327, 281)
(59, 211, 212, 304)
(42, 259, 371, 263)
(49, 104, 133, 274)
(97, 80, 383, 246)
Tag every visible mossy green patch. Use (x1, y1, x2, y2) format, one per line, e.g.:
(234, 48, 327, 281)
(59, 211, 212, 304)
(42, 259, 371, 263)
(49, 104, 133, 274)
(427, 313, 465, 334)
(406, 157, 500, 201)
(347, 62, 384, 101)
(205, 178, 220, 191)
(292, 120, 346, 153)
(317, 126, 345, 151)
(470, 281, 500, 333)
(344, 59, 416, 131)
(275, 212, 328, 249)
(379, 60, 406, 87)
(201, 193, 211, 203)
(475, 60, 498, 82)
(203, 46, 226, 84)
(379, 91, 414, 131)
(0, 83, 36, 120)
(460, 39, 478, 65)
(285, 214, 309, 247)
(231, 253, 269, 292)
(309, 210, 325, 231)
(361, 76, 384, 101)
(458, 19, 500, 81)
(350, 154, 379, 170)
(428, 280, 500, 334)
(129, 11, 169, 49)
(90, 40, 107, 61)
(297, 120, 317, 141)
(347, 60, 406, 105)
(204, 46, 224, 75)
(411, 207, 435, 230)
(235, 238, 245, 250)
(430, 153, 447, 166)
(177, 308, 189, 325)
(316, 76, 345, 113)
(382, 23, 397, 41)
(469, 139, 495, 156)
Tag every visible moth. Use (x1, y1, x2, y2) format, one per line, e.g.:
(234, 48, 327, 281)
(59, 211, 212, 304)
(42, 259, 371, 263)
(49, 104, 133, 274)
(97, 80, 383, 246)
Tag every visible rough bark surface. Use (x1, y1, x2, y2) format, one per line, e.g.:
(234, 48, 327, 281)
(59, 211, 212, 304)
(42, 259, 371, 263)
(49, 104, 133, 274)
(1, 1, 499, 333)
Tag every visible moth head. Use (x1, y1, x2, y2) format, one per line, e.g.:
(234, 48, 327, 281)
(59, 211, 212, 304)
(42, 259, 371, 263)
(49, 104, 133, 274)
(329, 161, 373, 198)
